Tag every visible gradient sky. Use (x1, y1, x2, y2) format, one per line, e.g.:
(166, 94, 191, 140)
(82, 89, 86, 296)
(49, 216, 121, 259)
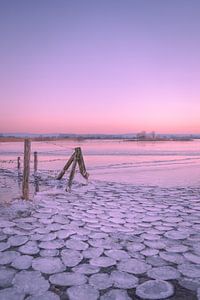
(0, 0, 200, 134)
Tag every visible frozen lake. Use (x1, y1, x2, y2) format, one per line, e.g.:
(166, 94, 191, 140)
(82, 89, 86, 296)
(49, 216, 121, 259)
(1, 139, 200, 201)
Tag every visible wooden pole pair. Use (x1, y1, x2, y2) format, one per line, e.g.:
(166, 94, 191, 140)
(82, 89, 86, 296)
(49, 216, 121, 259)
(57, 147, 89, 191)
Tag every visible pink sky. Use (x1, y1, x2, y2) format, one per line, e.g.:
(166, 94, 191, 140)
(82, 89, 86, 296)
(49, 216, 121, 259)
(0, 1, 200, 134)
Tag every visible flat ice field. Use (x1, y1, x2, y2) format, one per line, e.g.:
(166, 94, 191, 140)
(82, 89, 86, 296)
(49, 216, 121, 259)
(0, 181, 200, 299)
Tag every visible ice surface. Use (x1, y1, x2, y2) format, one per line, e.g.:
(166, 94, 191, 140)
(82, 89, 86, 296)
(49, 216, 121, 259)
(32, 257, 65, 274)
(90, 256, 116, 267)
(8, 236, 29, 246)
(183, 252, 200, 264)
(83, 247, 104, 259)
(0, 287, 25, 300)
(147, 266, 180, 280)
(127, 243, 145, 252)
(110, 270, 139, 289)
(61, 249, 83, 267)
(39, 240, 64, 250)
(89, 273, 113, 290)
(159, 251, 185, 264)
(18, 241, 39, 255)
(178, 263, 200, 278)
(136, 280, 174, 299)
(26, 291, 60, 300)
(49, 272, 87, 286)
(146, 256, 168, 267)
(141, 248, 159, 256)
(165, 245, 188, 253)
(11, 255, 33, 270)
(0, 267, 16, 288)
(117, 259, 151, 274)
(40, 249, 59, 257)
(0, 242, 10, 252)
(67, 284, 99, 300)
(65, 239, 88, 251)
(164, 230, 189, 240)
(0, 250, 20, 265)
(13, 270, 49, 295)
(104, 249, 130, 260)
(100, 289, 131, 300)
(72, 263, 100, 274)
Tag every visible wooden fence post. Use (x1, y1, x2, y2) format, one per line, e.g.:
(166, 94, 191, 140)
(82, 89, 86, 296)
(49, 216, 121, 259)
(22, 139, 31, 200)
(17, 157, 20, 169)
(34, 151, 38, 173)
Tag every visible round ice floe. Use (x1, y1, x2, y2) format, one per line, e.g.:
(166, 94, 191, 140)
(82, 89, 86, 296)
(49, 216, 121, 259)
(127, 243, 145, 252)
(40, 232, 57, 242)
(136, 280, 174, 299)
(49, 272, 87, 286)
(0, 287, 25, 300)
(100, 289, 131, 300)
(183, 252, 200, 264)
(142, 234, 161, 241)
(166, 245, 188, 253)
(141, 248, 159, 256)
(90, 256, 116, 268)
(89, 273, 113, 290)
(65, 239, 88, 251)
(83, 247, 104, 259)
(89, 232, 108, 239)
(147, 266, 180, 280)
(0, 242, 10, 252)
(32, 257, 65, 274)
(104, 249, 130, 260)
(164, 230, 189, 240)
(57, 229, 76, 239)
(12, 255, 33, 270)
(40, 249, 59, 257)
(39, 240, 64, 250)
(61, 249, 83, 267)
(110, 270, 139, 289)
(178, 263, 200, 278)
(117, 259, 151, 274)
(67, 284, 99, 300)
(8, 236, 29, 246)
(72, 264, 100, 274)
(144, 240, 166, 250)
(47, 223, 62, 231)
(13, 270, 49, 295)
(26, 291, 60, 300)
(146, 256, 168, 267)
(0, 251, 20, 265)
(18, 241, 39, 255)
(0, 267, 16, 288)
(178, 277, 200, 291)
(159, 251, 184, 264)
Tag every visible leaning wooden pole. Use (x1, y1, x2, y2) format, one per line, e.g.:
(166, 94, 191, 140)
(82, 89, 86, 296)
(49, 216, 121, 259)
(67, 151, 78, 191)
(57, 152, 75, 180)
(22, 139, 31, 200)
